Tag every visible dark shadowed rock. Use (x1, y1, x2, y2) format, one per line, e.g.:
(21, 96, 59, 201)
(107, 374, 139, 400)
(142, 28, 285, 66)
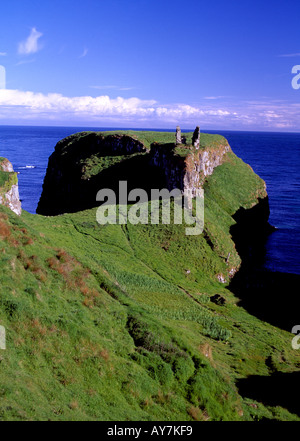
(192, 126, 200, 149)
(210, 294, 226, 306)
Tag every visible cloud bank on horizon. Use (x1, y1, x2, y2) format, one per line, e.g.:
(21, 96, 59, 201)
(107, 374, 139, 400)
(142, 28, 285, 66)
(0, 87, 297, 130)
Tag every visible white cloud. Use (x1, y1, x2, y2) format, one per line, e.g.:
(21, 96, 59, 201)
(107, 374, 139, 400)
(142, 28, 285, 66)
(0, 88, 298, 130)
(203, 96, 227, 100)
(119, 87, 134, 91)
(18, 28, 43, 55)
(278, 53, 300, 58)
(0, 89, 233, 124)
(79, 47, 88, 58)
(15, 58, 35, 66)
(0, 52, 7, 56)
(90, 85, 135, 91)
(0, 89, 156, 116)
(90, 85, 119, 90)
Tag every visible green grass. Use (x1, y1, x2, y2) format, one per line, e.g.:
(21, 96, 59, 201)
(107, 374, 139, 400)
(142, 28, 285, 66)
(95, 130, 228, 150)
(0, 131, 299, 421)
(0, 170, 18, 194)
(57, 130, 228, 151)
(80, 152, 145, 180)
(0, 171, 10, 188)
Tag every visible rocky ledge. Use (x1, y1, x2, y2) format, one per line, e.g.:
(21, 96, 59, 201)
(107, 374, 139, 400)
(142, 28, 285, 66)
(0, 158, 22, 216)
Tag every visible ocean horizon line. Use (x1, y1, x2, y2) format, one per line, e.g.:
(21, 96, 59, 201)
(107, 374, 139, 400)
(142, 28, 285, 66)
(0, 124, 300, 135)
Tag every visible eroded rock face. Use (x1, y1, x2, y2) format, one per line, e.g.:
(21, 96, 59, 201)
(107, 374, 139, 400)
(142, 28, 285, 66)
(149, 143, 186, 193)
(0, 159, 14, 173)
(150, 142, 231, 200)
(0, 159, 22, 216)
(0, 185, 22, 216)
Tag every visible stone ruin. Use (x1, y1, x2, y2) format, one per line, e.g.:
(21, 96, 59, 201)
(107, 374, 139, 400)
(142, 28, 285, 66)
(175, 126, 187, 145)
(175, 126, 181, 145)
(192, 126, 200, 149)
(175, 125, 200, 148)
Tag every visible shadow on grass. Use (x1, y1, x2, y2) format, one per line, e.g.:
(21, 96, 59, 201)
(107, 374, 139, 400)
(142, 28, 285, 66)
(237, 371, 300, 417)
(228, 197, 300, 332)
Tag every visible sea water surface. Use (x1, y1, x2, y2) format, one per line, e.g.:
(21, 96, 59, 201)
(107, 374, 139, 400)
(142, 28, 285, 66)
(0, 125, 299, 275)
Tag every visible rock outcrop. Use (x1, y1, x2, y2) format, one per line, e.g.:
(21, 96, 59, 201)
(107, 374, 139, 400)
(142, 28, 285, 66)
(192, 126, 200, 149)
(0, 158, 22, 215)
(175, 126, 181, 145)
(37, 132, 154, 215)
(149, 140, 230, 200)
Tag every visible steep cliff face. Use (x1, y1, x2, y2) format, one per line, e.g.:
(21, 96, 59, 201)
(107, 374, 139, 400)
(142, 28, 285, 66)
(0, 158, 22, 216)
(149, 143, 186, 193)
(150, 141, 230, 200)
(37, 132, 151, 215)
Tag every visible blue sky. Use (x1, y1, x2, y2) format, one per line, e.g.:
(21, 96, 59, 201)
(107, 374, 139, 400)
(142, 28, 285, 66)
(0, 0, 300, 131)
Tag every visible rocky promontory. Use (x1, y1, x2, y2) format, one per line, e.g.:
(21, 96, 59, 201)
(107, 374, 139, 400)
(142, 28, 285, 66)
(37, 129, 237, 216)
(36, 127, 271, 284)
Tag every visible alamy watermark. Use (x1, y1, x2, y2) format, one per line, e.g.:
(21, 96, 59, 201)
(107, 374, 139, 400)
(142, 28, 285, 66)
(292, 65, 300, 90)
(0, 65, 6, 89)
(0, 325, 6, 350)
(96, 181, 204, 236)
(291, 325, 300, 349)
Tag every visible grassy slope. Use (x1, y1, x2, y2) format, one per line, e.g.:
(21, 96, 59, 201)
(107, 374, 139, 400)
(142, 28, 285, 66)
(0, 133, 299, 421)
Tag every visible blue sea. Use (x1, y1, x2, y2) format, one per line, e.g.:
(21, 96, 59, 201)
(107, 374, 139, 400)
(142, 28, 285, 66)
(0, 125, 299, 275)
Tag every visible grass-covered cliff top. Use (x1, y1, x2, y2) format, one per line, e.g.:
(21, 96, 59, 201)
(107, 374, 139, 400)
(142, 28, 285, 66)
(60, 130, 228, 151)
(1, 133, 300, 420)
(48, 130, 229, 182)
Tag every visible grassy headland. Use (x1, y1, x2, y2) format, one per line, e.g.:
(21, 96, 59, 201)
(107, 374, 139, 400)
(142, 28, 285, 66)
(0, 131, 299, 421)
